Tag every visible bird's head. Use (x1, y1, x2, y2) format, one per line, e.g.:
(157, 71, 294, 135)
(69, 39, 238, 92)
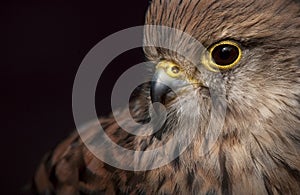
(143, 0, 300, 147)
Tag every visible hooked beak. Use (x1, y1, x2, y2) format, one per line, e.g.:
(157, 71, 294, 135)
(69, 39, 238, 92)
(150, 61, 195, 105)
(150, 61, 201, 140)
(150, 70, 173, 104)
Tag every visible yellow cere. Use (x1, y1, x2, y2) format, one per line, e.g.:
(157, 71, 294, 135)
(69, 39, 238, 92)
(156, 60, 200, 88)
(157, 61, 183, 78)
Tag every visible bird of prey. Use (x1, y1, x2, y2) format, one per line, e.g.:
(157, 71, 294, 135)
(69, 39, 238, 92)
(32, 0, 300, 194)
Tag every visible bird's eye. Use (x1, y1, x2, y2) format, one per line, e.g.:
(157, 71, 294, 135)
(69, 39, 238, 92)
(203, 40, 242, 71)
(212, 44, 239, 65)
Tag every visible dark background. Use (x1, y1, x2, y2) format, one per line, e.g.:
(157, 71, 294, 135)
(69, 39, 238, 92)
(0, 0, 149, 194)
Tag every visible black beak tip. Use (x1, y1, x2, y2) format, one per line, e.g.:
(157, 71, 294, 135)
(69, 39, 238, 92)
(150, 81, 174, 141)
(150, 81, 172, 105)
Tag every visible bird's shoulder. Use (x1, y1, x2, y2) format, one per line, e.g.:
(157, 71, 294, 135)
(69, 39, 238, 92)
(32, 117, 144, 195)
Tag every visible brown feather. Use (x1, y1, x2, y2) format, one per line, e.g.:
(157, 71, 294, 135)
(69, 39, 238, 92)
(33, 0, 300, 194)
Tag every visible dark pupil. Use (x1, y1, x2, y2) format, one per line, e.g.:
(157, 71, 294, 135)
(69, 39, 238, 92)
(212, 44, 239, 66)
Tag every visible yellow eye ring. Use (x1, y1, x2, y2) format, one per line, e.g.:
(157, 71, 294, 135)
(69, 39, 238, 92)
(202, 40, 242, 72)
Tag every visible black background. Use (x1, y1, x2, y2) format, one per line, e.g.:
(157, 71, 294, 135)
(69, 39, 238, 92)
(0, 0, 149, 194)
